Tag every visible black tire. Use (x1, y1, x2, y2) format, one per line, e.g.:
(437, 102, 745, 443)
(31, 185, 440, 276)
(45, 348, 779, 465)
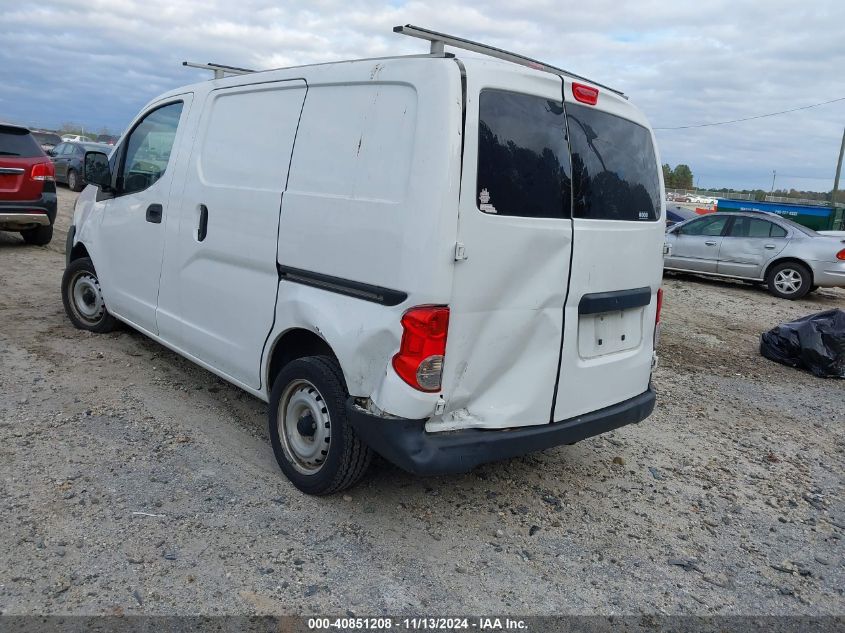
(61, 257, 118, 332)
(67, 169, 83, 192)
(766, 261, 812, 300)
(20, 224, 53, 246)
(269, 355, 372, 495)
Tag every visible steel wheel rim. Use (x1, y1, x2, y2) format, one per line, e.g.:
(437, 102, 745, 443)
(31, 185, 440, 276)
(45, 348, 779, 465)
(278, 379, 331, 475)
(70, 271, 105, 325)
(68, 171, 77, 189)
(774, 269, 802, 295)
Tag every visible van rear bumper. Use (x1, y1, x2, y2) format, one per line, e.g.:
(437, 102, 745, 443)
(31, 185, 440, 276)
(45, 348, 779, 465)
(347, 386, 656, 476)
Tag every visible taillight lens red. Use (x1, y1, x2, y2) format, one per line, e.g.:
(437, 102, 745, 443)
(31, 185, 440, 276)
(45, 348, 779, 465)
(836, 248, 845, 261)
(572, 82, 599, 105)
(31, 161, 55, 182)
(392, 306, 450, 392)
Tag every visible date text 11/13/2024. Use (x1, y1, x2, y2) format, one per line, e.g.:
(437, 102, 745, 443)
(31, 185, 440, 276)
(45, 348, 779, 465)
(307, 617, 528, 630)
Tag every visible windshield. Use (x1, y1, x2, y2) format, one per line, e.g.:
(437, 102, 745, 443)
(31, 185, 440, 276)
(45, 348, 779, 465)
(567, 104, 661, 221)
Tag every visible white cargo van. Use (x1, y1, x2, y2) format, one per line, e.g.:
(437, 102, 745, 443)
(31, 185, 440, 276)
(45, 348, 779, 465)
(63, 26, 665, 494)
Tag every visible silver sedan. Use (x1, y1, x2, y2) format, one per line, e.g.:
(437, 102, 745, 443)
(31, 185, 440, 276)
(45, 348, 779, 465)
(664, 211, 845, 299)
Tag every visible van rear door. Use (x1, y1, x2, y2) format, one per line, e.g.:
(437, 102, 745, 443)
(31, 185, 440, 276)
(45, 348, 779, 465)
(438, 65, 573, 430)
(551, 85, 664, 421)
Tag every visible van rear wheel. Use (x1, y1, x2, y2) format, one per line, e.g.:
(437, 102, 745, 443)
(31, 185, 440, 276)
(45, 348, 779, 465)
(269, 355, 372, 495)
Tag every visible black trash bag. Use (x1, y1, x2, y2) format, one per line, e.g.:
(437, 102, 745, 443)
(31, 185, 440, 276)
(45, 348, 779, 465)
(760, 309, 845, 378)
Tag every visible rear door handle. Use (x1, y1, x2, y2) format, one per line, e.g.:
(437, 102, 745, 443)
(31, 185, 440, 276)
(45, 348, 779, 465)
(764, 244, 776, 249)
(705, 240, 717, 246)
(145, 203, 163, 224)
(197, 204, 209, 241)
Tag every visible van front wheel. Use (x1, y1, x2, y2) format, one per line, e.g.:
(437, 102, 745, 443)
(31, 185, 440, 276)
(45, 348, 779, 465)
(269, 356, 372, 495)
(61, 257, 118, 332)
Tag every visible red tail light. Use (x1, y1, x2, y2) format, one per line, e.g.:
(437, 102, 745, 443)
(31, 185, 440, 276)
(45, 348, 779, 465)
(655, 287, 664, 324)
(836, 248, 845, 261)
(31, 161, 55, 182)
(572, 82, 599, 105)
(392, 306, 450, 392)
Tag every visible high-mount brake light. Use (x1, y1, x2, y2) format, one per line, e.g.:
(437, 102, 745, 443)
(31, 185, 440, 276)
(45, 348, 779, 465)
(392, 306, 450, 392)
(30, 161, 55, 182)
(572, 82, 599, 105)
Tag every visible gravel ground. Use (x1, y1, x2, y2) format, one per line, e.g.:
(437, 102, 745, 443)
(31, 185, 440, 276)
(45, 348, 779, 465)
(0, 187, 843, 615)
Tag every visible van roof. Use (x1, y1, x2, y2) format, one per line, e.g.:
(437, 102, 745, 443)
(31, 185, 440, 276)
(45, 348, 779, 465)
(182, 25, 625, 98)
(152, 53, 646, 131)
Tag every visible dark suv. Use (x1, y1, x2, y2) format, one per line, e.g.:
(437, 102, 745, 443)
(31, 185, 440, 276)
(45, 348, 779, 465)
(0, 124, 57, 245)
(50, 141, 112, 191)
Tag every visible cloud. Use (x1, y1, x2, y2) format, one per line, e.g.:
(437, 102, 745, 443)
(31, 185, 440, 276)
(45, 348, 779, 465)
(1, 0, 843, 190)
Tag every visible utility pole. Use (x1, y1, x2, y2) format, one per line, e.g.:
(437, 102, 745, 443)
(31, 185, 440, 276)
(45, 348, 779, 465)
(832, 126, 845, 209)
(770, 170, 776, 198)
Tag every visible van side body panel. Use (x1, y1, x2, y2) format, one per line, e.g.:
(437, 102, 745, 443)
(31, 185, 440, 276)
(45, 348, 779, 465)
(264, 58, 463, 416)
(160, 79, 307, 389)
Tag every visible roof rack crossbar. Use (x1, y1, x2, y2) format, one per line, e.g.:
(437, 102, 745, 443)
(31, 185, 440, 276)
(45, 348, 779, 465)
(393, 24, 627, 99)
(182, 61, 256, 79)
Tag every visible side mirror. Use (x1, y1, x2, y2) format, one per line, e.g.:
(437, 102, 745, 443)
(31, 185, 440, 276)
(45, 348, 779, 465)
(84, 151, 112, 190)
(46, 148, 55, 157)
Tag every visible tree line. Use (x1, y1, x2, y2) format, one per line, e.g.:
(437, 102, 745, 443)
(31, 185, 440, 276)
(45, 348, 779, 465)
(662, 164, 694, 189)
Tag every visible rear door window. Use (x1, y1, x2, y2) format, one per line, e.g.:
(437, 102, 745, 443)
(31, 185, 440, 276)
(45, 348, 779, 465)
(728, 217, 787, 238)
(477, 89, 571, 219)
(770, 223, 788, 238)
(567, 104, 660, 221)
(0, 126, 43, 157)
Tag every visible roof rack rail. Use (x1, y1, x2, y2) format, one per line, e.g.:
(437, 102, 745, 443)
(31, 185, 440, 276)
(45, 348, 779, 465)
(182, 61, 256, 79)
(394, 24, 626, 99)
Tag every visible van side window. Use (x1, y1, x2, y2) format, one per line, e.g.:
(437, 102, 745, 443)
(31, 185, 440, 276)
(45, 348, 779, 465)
(477, 89, 571, 219)
(567, 103, 660, 221)
(119, 101, 183, 196)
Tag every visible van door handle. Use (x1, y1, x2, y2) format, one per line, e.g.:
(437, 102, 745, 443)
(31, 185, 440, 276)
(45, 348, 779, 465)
(145, 203, 163, 224)
(704, 240, 717, 246)
(764, 244, 776, 249)
(197, 204, 209, 241)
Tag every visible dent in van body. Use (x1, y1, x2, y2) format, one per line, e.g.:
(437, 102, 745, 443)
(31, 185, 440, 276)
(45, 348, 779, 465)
(434, 220, 574, 431)
(263, 282, 440, 419)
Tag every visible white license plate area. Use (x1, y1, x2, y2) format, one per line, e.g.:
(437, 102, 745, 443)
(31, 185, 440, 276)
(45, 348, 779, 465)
(577, 308, 644, 359)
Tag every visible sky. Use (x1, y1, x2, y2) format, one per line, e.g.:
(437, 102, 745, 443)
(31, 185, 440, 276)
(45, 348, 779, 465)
(2, 0, 844, 192)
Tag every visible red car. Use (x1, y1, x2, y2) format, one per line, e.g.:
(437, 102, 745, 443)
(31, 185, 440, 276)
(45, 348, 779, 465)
(0, 123, 57, 245)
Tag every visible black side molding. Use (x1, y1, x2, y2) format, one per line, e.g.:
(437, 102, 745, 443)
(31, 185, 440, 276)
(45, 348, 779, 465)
(578, 286, 652, 315)
(65, 225, 76, 267)
(278, 265, 408, 307)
